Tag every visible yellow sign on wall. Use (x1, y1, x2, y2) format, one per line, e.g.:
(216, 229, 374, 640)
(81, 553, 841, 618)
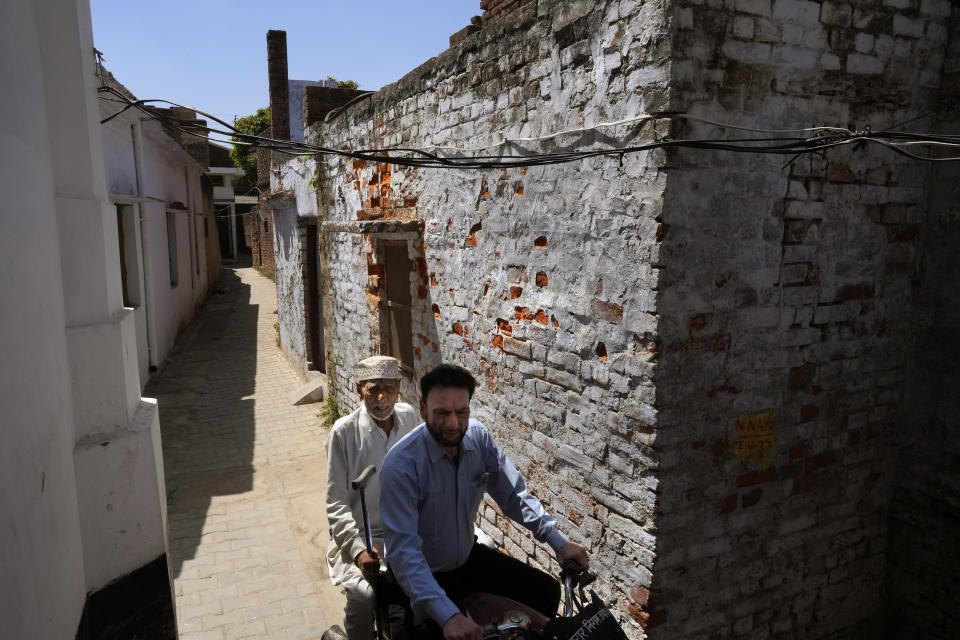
(732, 413, 776, 467)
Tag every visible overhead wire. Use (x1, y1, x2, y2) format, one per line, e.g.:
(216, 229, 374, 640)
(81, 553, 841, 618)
(96, 83, 960, 168)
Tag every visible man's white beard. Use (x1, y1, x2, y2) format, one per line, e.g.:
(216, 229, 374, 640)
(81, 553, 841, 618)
(368, 405, 395, 422)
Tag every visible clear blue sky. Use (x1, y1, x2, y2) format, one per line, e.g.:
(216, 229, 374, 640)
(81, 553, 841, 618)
(90, 1, 480, 124)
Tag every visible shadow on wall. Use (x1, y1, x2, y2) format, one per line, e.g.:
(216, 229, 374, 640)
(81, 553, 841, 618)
(145, 265, 257, 577)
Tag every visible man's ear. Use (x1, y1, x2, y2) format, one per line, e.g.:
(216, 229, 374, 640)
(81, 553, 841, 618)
(419, 399, 427, 420)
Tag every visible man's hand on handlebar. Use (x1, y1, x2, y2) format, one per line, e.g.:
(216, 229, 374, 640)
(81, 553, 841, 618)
(443, 612, 483, 640)
(556, 541, 589, 570)
(354, 548, 380, 581)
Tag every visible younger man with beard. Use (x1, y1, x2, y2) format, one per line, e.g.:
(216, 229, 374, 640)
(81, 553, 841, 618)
(380, 364, 588, 640)
(325, 356, 419, 640)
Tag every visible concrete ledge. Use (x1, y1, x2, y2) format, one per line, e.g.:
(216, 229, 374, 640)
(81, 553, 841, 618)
(290, 373, 327, 405)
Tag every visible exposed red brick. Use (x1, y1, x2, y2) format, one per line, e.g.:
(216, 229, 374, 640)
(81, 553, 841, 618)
(890, 225, 920, 243)
(353, 159, 366, 170)
(806, 451, 837, 473)
(596, 342, 608, 361)
(737, 466, 777, 487)
(432, 304, 441, 319)
(486, 377, 494, 391)
(514, 307, 534, 322)
(430, 273, 438, 287)
(742, 487, 763, 508)
(827, 162, 858, 183)
(689, 314, 709, 331)
(534, 235, 548, 248)
(535, 271, 548, 287)
(422, 336, 431, 346)
(789, 364, 816, 390)
(404, 197, 418, 208)
(551, 315, 559, 328)
(836, 283, 874, 301)
(510, 286, 523, 299)
(800, 404, 820, 422)
(710, 438, 728, 457)
(452, 322, 464, 336)
(417, 285, 428, 299)
(496, 318, 512, 335)
(656, 222, 670, 242)
(492, 335, 504, 349)
(367, 264, 385, 277)
(591, 299, 624, 323)
(466, 222, 482, 247)
(482, 283, 489, 296)
(628, 604, 649, 626)
(719, 494, 738, 514)
(630, 587, 651, 607)
(533, 310, 549, 324)
(515, 184, 524, 196)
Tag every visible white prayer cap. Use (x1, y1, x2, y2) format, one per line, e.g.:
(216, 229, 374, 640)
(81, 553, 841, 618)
(356, 355, 401, 382)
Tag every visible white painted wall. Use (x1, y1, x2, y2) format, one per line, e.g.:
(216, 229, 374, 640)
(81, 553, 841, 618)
(0, 1, 172, 636)
(0, 3, 88, 637)
(100, 102, 212, 373)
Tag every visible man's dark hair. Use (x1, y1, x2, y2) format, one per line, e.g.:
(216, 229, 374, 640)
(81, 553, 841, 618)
(420, 363, 477, 401)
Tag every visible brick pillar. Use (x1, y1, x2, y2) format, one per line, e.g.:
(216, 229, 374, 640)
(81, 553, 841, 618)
(266, 30, 289, 162)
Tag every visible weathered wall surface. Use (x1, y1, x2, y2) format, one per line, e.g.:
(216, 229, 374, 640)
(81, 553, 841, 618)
(648, 0, 956, 638)
(246, 205, 277, 278)
(887, 8, 960, 639)
(283, 0, 960, 637)
(271, 198, 310, 376)
(307, 1, 671, 634)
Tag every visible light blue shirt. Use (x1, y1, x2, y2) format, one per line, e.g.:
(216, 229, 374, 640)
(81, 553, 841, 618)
(380, 419, 569, 626)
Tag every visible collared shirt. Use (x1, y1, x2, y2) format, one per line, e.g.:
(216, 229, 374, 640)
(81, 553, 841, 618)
(325, 402, 419, 585)
(380, 419, 569, 625)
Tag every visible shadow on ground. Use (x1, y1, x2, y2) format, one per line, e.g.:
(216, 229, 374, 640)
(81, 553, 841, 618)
(145, 266, 257, 578)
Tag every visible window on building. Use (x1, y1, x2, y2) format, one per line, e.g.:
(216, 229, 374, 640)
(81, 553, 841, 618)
(380, 242, 414, 370)
(166, 211, 178, 287)
(209, 175, 224, 187)
(115, 204, 143, 307)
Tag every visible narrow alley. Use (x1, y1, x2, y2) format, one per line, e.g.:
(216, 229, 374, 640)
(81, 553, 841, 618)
(145, 261, 345, 640)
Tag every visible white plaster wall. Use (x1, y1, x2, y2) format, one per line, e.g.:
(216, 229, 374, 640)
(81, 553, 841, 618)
(0, 2, 172, 634)
(132, 120, 210, 369)
(0, 1, 94, 637)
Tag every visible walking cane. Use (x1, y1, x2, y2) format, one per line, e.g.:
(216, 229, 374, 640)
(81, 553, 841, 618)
(352, 465, 385, 640)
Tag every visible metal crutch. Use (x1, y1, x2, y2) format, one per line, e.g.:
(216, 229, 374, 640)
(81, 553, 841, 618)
(352, 465, 385, 640)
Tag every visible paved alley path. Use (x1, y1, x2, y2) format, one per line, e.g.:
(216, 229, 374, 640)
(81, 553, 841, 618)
(145, 262, 345, 640)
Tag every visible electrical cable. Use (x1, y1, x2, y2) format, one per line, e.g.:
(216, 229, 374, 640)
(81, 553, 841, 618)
(96, 83, 960, 168)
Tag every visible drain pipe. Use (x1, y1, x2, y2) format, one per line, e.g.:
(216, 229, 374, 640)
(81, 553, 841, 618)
(134, 119, 159, 372)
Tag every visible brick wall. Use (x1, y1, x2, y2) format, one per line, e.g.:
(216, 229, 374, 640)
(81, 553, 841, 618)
(281, 0, 958, 637)
(245, 205, 276, 278)
(650, 0, 956, 637)
(307, 3, 669, 635)
(887, 7, 960, 638)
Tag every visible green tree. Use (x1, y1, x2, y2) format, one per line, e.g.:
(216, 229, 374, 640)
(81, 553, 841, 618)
(230, 106, 271, 187)
(327, 76, 359, 91)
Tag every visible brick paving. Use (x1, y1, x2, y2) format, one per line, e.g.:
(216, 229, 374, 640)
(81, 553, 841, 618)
(145, 262, 345, 640)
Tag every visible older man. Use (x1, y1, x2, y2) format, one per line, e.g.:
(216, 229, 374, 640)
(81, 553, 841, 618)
(381, 363, 589, 640)
(325, 356, 419, 640)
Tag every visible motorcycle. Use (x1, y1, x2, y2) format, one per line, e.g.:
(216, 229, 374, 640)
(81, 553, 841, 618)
(323, 465, 628, 640)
